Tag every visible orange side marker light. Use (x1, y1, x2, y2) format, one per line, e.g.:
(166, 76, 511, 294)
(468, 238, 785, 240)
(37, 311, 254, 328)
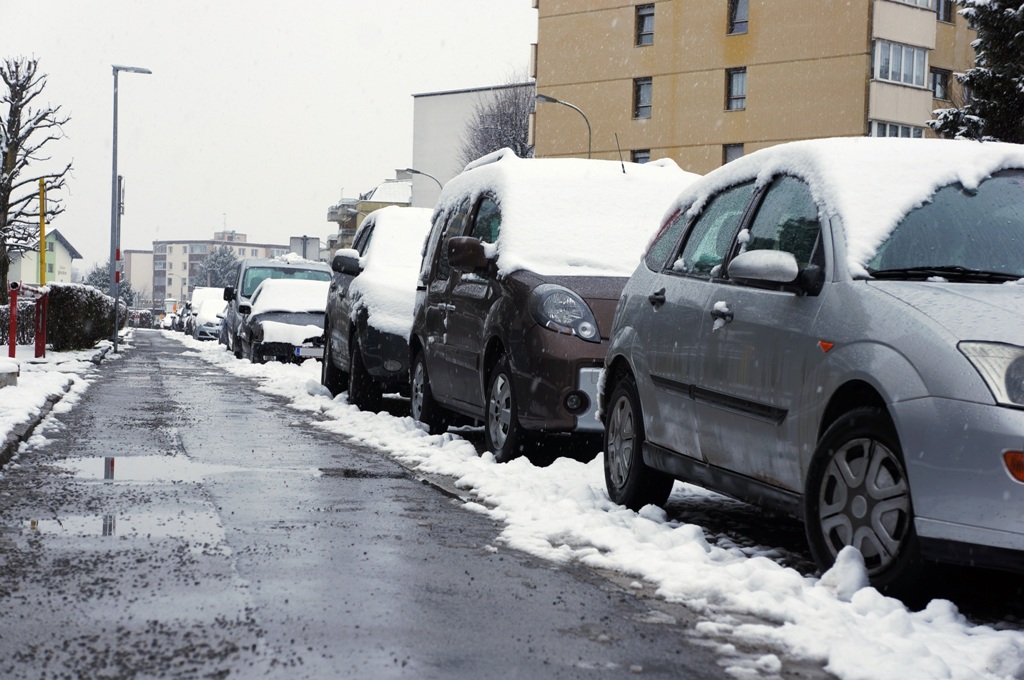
(1003, 451, 1024, 483)
(818, 340, 834, 353)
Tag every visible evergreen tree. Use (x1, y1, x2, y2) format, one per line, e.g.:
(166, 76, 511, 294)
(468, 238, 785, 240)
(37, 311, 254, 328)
(84, 260, 135, 309)
(194, 244, 239, 288)
(930, 1, 1024, 142)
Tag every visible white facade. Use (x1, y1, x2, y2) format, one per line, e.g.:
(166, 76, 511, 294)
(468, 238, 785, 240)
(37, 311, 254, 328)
(9, 230, 81, 285)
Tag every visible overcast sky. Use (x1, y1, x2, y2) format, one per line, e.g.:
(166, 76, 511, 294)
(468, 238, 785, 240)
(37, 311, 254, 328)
(5, 1, 537, 269)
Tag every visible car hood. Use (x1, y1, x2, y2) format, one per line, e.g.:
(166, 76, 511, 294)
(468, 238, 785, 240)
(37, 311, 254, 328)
(868, 281, 1024, 344)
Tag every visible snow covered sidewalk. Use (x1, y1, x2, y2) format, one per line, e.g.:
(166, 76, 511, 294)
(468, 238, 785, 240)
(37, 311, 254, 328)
(0, 337, 121, 467)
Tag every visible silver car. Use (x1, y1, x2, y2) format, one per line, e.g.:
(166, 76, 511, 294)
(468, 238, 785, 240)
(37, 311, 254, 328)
(601, 138, 1024, 599)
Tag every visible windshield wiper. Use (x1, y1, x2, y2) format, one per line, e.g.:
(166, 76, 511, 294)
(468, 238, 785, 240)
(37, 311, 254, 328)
(868, 265, 1021, 283)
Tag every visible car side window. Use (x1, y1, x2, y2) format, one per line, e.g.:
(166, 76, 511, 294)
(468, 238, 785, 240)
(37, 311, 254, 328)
(744, 176, 821, 269)
(673, 182, 754, 277)
(353, 224, 374, 255)
(470, 196, 501, 243)
(434, 198, 472, 281)
(645, 208, 688, 271)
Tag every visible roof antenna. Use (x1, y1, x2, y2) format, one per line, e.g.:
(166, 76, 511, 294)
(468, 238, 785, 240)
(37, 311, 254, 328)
(614, 133, 626, 174)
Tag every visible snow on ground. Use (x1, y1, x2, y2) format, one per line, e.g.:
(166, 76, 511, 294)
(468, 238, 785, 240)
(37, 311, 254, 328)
(5, 330, 1024, 679)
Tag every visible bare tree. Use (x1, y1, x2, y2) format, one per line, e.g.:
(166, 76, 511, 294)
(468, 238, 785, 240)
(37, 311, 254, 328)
(458, 79, 535, 169)
(1, 57, 72, 304)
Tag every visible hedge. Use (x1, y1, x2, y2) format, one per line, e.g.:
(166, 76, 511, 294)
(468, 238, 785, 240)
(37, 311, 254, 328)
(0, 283, 125, 351)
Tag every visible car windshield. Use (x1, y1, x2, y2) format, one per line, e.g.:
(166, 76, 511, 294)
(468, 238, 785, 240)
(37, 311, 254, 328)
(241, 266, 330, 297)
(867, 170, 1024, 282)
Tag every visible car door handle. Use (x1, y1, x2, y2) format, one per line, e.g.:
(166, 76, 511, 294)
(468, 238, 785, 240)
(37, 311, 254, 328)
(709, 305, 734, 323)
(648, 288, 666, 306)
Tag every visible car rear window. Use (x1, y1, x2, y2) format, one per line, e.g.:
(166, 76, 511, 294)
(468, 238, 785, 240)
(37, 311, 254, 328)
(242, 267, 330, 297)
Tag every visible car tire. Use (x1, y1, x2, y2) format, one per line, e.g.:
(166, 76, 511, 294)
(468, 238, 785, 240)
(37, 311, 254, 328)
(348, 341, 382, 412)
(484, 356, 527, 463)
(249, 341, 266, 364)
(233, 335, 242, 360)
(804, 407, 924, 600)
(410, 350, 449, 435)
(603, 372, 674, 510)
(321, 335, 348, 397)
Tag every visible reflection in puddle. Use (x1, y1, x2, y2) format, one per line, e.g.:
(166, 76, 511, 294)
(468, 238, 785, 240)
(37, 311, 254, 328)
(26, 509, 225, 543)
(57, 455, 323, 483)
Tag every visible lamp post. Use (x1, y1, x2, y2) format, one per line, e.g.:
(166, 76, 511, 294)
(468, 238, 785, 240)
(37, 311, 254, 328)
(110, 64, 151, 353)
(535, 93, 591, 159)
(403, 167, 443, 190)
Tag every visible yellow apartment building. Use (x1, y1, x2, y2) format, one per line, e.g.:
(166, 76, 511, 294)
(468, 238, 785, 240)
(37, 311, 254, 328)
(531, 0, 977, 173)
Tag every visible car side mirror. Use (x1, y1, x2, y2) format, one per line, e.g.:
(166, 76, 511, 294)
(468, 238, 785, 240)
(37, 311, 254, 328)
(238, 303, 252, 315)
(449, 236, 492, 273)
(332, 249, 362, 277)
(728, 250, 824, 296)
(223, 286, 235, 302)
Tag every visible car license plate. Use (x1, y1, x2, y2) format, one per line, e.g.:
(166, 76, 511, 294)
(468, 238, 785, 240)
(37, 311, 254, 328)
(295, 346, 322, 358)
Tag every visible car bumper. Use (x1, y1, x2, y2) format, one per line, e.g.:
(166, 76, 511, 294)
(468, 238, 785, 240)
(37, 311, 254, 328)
(511, 326, 606, 434)
(195, 326, 219, 341)
(894, 396, 1024, 568)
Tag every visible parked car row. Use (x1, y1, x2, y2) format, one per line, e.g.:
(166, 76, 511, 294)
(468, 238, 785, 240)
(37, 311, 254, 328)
(217, 139, 1024, 598)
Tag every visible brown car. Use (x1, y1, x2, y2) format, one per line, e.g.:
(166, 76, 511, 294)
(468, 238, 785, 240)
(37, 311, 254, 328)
(409, 149, 697, 461)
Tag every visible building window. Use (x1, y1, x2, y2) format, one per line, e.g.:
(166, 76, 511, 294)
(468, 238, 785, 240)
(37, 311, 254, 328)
(633, 77, 652, 118)
(631, 149, 651, 164)
(873, 40, 927, 87)
(935, 0, 953, 22)
(251, 248, 259, 256)
(728, 0, 749, 34)
(930, 68, 951, 99)
(167, 277, 173, 287)
(46, 263, 54, 274)
(46, 241, 54, 252)
(238, 248, 245, 255)
(168, 245, 173, 254)
(182, 245, 188, 254)
(893, 0, 931, 7)
(636, 4, 654, 46)
(181, 262, 187, 271)
(192, 244, 208, 255)
(723, 144, 745, 164)
(869, 120, 925, 138)
(726, 68, 747, 110)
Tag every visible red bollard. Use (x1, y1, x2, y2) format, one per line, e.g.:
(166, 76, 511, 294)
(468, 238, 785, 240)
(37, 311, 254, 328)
(8, 285, 17, 359)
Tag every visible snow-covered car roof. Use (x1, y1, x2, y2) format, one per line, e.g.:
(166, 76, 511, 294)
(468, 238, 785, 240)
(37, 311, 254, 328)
(668, 137, 1024, 278)
(249, 279, 329, 315)
(194, 299, 226, 324)
(351, 206, 433, 338)
(436, 148, 701, 277)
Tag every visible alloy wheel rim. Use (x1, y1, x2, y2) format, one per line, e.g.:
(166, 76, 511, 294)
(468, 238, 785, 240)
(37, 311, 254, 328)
(607, 394, 635, 489)
(488, 372, 511, 450)
(817, 437, 911, 574)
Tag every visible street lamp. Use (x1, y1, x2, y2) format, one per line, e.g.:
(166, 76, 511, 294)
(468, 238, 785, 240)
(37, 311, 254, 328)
(403, 167, 443, 190)
(535, 93, 591, 159)
(110, 64, 151, 353)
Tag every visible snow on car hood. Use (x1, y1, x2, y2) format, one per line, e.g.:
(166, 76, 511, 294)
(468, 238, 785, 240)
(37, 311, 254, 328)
(351, 206, 432, 338)
(667, 138, 1024, 279)
(869, 280, 1024, 344)
(250, 280, 330, 315)
(438, 149, 700, 278)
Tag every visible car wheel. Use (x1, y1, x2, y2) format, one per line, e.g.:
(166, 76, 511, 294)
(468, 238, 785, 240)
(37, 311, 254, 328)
(321, 335, 348, 397)
(604, 372, 674, 510)
(233, 335, 243, 360)
(804, 407, 923, 598)
(348, 341, 382, 412)
(484, 356, 526, 463)
(410, 350, 449, 435)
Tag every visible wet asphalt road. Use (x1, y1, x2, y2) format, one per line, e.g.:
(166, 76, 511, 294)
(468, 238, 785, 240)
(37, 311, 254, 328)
(0, 331, 820, 679)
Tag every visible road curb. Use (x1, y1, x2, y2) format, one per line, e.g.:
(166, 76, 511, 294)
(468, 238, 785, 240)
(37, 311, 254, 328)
(0, 377, 74, 469)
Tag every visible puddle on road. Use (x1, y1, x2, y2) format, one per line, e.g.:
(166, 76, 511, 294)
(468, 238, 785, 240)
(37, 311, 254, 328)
(25, 509, 225, 543)
(55, 455, 322, 483)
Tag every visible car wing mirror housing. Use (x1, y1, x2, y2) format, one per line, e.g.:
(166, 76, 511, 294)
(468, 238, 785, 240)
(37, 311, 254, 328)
(238, 303, 252, 315)
(449, 236, 492, 273)
(223, 286, 236, 302)
(332, 248, 362, 276)
(727, 249, 821, 296)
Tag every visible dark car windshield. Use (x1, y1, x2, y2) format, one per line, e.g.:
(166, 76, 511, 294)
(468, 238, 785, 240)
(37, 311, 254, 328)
(868, 169, 1024, 281)
(242, 266, 330, 297)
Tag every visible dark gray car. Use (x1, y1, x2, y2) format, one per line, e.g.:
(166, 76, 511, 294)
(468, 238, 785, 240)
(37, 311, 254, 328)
(601, 137, 1024, 600)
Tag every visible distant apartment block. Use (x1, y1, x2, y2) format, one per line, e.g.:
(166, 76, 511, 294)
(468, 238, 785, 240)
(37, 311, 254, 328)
(153, 231, 289, 303)
(531, 0, 976, 173)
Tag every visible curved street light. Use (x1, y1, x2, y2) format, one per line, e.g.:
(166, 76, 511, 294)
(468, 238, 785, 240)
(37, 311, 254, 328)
(535, 93, 591, 159)
(403, 167, 443, 190)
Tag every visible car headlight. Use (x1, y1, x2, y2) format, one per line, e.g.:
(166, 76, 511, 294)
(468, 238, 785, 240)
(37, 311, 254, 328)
(529, 284, 601, 343)
(959, 342, 1024, 407)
